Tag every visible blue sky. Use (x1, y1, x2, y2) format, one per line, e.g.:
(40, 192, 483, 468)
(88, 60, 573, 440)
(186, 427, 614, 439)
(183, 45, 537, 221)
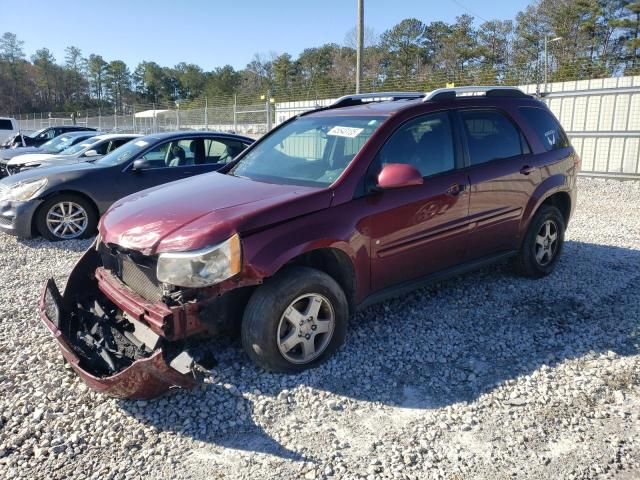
(0, 0, 531, 70)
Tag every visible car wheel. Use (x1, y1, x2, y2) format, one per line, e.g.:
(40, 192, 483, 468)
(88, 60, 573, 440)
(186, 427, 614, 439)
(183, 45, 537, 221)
(35, 195, 98, 241)
(241, 266, 349, 373)
(512, 204, 565, 278)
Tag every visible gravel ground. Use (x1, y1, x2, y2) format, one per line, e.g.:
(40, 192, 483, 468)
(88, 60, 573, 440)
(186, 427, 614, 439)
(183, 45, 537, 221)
(0, 177, 639, 480)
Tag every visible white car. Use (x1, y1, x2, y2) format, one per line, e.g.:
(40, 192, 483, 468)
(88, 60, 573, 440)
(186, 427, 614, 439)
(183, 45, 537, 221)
(5, 133, 141, 175)
(0, 117, 19, 146)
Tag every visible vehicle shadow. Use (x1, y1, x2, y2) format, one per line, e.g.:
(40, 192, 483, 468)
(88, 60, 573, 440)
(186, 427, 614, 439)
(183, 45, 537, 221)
(118, 240, 640, 462)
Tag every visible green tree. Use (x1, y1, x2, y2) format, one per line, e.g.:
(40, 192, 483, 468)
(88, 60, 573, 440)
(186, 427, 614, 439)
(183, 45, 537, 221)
(612, 0, 640, 71)
(31, 48, 60, 108)
(64, 46, 86, 106)
(105, 60, 130, 113)
(0, 32, 26, 113)
(380, 18, 427, 78)
(87, 54, 108, 106)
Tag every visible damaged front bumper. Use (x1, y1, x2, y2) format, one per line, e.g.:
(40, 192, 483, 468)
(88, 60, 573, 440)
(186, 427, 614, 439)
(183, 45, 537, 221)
(37, 246, 214, 400)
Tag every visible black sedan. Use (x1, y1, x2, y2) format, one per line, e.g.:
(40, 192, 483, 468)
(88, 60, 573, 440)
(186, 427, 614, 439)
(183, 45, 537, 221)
(0, 131, 253, 240)
(1, 125, 97, 149)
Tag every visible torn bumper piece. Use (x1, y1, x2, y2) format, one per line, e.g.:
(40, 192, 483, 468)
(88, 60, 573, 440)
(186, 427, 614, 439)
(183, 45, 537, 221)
(38, 278, 198, 400)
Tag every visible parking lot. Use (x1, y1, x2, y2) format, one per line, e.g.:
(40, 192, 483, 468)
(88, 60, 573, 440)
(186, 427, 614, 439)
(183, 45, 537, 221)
(0, 176, 636, 480)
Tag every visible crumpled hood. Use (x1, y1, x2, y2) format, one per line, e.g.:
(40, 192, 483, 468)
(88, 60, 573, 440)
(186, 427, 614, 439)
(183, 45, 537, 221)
(100, 172, 331, 255)
(7, 153, 56, 165)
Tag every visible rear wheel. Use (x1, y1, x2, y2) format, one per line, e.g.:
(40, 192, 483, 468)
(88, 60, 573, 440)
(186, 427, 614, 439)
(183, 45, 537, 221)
(241, 266, 348, 372)
(35, 194, 97, 241)
(512, 204, 565, 278)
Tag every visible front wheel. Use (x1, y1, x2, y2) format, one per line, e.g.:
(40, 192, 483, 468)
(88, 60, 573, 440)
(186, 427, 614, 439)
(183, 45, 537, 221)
(512, 204, 566, 278)
(241, 266, 349, 373)
(35, 194, 98, 241)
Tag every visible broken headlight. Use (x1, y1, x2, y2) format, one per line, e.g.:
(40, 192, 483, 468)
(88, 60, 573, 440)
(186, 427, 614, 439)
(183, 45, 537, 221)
(156, 233, 242, 288)
(0, 177, 47, 201)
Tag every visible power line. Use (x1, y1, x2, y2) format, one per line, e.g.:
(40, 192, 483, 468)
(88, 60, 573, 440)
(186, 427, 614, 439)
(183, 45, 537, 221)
(449, 0, 490, 23)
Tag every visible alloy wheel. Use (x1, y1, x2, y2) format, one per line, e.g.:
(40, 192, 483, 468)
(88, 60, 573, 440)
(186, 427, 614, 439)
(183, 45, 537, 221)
(45, 201, 88, 239)
(534, 219, 559, 266)
(276, 293, 335, 364)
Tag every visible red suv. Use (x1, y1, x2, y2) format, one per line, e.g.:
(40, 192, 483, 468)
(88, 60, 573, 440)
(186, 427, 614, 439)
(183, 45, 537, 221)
(39, 87, 579, 399)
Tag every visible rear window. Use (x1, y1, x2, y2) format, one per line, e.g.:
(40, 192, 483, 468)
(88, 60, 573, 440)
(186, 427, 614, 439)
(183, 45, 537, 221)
(0, 119, 13, 130)
(519, 107, 570, 152)
(460, 110, 527, 165)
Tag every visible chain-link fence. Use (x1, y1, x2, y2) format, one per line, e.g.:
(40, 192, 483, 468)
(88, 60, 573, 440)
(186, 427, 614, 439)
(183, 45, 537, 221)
(11, 74, 640, 178)
(12, 97, 272, 139)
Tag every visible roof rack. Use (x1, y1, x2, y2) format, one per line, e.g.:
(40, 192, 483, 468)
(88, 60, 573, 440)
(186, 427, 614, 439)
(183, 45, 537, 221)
(330, 92, 425, 108)
(424, 86, 529, 102)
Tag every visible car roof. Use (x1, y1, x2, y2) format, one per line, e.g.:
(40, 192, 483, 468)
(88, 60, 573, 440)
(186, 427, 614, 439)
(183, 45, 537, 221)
(307, 98, 422, 118)
(138, 131, 254, 143)
(305, 91, 545, 119)
(88, 133, 142, 141)
(57, 131, 97, 138)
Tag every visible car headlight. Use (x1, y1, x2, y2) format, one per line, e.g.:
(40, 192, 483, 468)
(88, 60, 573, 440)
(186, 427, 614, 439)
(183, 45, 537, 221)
(156, 233, 242, 287)
(0, 178, 48, 202)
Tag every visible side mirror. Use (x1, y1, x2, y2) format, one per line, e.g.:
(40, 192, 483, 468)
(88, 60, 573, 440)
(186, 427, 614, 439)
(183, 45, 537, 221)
(377, 163, 423, 189)
(132, 159, 151, 171)
(83, 149, 98, 157)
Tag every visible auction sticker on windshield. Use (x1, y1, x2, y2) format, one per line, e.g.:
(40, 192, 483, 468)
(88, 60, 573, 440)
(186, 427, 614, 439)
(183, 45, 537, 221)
(328, 126, 364, 138)
(134, 140, 149, 147)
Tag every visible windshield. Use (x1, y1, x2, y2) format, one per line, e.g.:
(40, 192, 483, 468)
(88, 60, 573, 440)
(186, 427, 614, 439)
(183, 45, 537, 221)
(94, 138, 153, 166)
(42, 135, 78, 153)
(230, 115, 385, 186)
(60, 139, 97, 156)
(27, 128, 47, 139)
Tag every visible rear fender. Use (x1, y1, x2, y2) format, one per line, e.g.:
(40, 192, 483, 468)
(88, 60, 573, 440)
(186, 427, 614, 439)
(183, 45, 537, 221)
(519, 174, 569, 239)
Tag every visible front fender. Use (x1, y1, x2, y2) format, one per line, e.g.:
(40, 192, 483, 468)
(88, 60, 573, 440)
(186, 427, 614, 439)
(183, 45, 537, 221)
(240, 209, 369, 302)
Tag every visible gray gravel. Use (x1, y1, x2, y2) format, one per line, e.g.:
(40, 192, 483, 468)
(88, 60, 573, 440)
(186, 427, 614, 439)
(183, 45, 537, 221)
(1, 177, 639, 480)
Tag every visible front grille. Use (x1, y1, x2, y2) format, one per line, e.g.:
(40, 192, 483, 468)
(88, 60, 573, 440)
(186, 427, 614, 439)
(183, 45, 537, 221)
(0, 216, 12, 227)
(6, 165, 19, 175)
(99, 243, 163, 302)
(0, 162, 8, 177)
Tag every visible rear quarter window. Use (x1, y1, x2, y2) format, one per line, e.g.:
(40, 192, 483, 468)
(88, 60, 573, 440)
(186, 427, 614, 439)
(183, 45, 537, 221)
(518, 107, 570, 152)
(0, 119, 14, 130)
(460, 109, 527, 165)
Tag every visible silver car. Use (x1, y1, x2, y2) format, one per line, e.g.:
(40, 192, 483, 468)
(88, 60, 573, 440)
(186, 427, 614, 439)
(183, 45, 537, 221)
(5, 134, 141, 175)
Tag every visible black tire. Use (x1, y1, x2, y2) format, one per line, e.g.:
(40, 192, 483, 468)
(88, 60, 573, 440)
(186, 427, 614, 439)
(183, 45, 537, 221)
(35, 194, 98, 241)
(241, 266, 349, 373)
(512, 204, 566, 278)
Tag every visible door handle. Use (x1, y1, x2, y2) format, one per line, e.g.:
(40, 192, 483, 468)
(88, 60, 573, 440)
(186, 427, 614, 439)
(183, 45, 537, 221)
(520, 165, 535, 175)
(446, 184, 466, 196)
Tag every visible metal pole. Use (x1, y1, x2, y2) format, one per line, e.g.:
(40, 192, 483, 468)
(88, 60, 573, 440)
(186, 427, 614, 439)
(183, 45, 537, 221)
(544, 34, 548, 95)
(233, 94, 237, 132)
(132, 105, 136, 133)
(153, 103, 157, 133)
(356, 0, 364, 94)
(266, 90, 272, 132)
(176, 103, 180, 130)
(204, 97, 208, 131)
(114, 107, 117, 131)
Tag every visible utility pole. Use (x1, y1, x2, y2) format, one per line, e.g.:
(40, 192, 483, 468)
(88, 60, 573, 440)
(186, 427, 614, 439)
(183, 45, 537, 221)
(356, 0, 364, 94)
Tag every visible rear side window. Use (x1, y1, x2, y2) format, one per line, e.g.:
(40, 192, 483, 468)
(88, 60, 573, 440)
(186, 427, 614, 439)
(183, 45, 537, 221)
(0, 119, 13, 130)
(519, 107, 569, 151)
(460, 110, 525, 165)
